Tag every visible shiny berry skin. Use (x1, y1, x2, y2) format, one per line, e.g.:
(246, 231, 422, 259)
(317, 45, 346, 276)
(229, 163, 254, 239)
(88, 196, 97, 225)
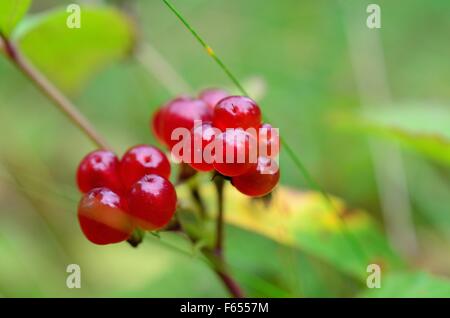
(213, 96, 261, 131)
(199, 88, 229, 111)
(189, 122, 218, 172)
(127, 174, 177, 230)
(78, 188, 133, 245)
(160, 97, 212, 148)
(258, 123, 280, 158)
(120, 145, 171, 191)
(76, 150, 122, 194)
(213, 129, 257, 177)
(232, 157, 280, 197)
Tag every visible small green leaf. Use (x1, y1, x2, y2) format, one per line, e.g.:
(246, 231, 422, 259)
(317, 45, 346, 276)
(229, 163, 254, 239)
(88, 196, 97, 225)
(334, 103, 450, 165)
(360, 272, 450, 298)
(0, 0, 31, 36)
(16, 6, 135, 94)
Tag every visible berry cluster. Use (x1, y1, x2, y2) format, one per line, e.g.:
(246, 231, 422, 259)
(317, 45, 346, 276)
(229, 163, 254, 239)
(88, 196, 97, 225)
(76, 145, 176, 245)
(152, 88, 280, 197)
(75, 88, 280, 245)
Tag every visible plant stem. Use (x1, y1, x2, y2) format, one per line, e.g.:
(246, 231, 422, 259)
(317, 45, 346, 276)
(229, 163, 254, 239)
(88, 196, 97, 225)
(161, 0, 371, 264)
(161, 0, 246, 95)
(190, 183, 206, 218)
(0, 34, 110, 150)
(214, 174, 225, 253)
(210, 174, 245, 298)
(160, 0, 331, 207)
(204, 248, 245, 298)
(0, 34, 142, 247)
(214, 267, 245, 298)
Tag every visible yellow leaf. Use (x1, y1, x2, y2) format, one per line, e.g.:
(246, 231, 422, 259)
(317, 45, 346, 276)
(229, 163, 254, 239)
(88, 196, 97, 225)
(179, 182, 404, 280)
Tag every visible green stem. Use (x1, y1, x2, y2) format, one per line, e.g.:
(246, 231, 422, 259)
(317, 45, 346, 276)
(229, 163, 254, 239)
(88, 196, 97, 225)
(161, 0, 246, 94)
(160, 0, 326, 202)
(161, 0, 370, 264)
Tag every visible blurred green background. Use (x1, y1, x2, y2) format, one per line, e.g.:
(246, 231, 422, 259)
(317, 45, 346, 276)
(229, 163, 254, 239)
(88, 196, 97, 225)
(0, 0, 449, 297)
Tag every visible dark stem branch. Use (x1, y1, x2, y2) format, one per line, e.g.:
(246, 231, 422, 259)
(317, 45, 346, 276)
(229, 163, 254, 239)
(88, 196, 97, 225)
(203, 248, 244, 298)
(214, 267, 245, 298)
(210, 174, 245, 298)
(0, 34, 110, 150)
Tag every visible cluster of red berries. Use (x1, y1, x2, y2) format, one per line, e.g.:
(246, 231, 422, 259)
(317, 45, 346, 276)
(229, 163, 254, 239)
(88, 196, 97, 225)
(75, 88, 280, 245)
(152, 88, 280, 197)
(76, 145, 176, 245)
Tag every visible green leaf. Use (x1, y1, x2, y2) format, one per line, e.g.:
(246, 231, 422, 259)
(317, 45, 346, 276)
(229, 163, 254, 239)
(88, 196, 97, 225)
(360, 272, 450, 298)
(0, 0, 31, 36)
(16, 6, 135, 94)
(179, 183, 404, 281)
(226, 226, 360, 297)
(334, 103, 450, 165)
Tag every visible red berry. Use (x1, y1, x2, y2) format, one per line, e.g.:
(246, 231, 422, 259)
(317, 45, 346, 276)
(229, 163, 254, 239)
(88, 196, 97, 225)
(160, 97, 212, 148)
(213, 129, 257, 177)
(120, 145, 171, 191)
(199, 88, 229, 110)
(213, 96, 261, 131)
(78, 188, 133, 245)
(258, 123, 280, 158)
(232, 157, 280, 197)
(127, 174, 177, 230)
(76, 150, 122, 194)
(189, 122, 218, 172)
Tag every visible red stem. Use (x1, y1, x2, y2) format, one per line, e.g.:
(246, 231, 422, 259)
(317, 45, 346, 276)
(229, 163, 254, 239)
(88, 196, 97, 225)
(215, 269, 245, 298)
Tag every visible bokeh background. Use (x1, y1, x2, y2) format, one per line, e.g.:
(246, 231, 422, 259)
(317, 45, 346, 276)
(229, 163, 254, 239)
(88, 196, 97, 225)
(0, 0, 449, 297)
